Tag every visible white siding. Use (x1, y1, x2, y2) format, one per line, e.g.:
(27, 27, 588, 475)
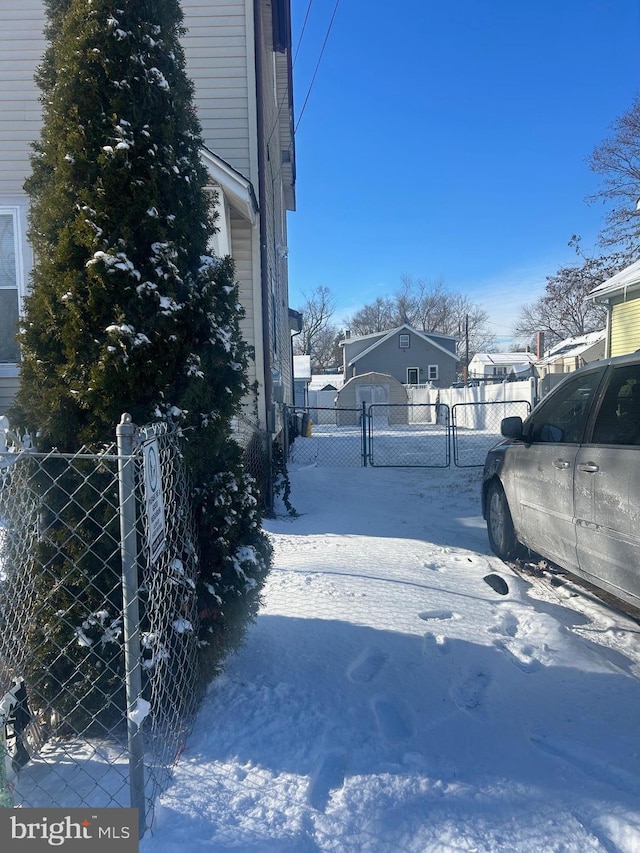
(0, 2, 46, 196)
(182, 0, 253, 179)
(230, 211, 259, 391)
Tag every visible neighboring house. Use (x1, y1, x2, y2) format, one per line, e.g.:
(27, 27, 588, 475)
(536, 330, 606, 377)
(535, 331, 606, 398)
(0, 0, 296, 434)
(468, 352, 537, 382)
(587, 259, 640, 357)
(340, 325, 459, 388)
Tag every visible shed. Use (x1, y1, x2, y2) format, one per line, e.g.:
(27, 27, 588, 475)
(335, 372, 408, 426)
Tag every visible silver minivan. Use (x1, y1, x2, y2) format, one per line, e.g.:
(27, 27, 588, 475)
(482, 352, 640, 608)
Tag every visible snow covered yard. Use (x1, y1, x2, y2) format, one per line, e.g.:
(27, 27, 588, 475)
(140, 462, 640, 852)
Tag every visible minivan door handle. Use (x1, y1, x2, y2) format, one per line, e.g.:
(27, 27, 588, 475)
(552, 459, 571, 469)
(577, 462, 600, 473)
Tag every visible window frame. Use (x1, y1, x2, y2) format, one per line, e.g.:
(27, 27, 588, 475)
(0, 207, 24, 367)
(523, 367, 606, 444)
(428, 364, 439, 382)
(398, 333, 410, 349)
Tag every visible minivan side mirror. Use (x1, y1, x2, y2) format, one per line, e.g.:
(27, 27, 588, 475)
(501, 416, 524, 440)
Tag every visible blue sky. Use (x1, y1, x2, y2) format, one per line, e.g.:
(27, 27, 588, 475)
(287, 0, 640, 344)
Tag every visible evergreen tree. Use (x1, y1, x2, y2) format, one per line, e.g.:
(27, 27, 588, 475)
(10, 0, 271, 726)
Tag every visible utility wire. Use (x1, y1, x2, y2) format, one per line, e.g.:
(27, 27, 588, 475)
(295, 0, 341, 134)
(264, 0, 316, 153)
(293, 0, 314, 69)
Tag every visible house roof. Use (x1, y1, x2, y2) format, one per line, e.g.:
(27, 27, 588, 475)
(200, 147, 258, 225)
(340, 324, 458, 347)
(471, 352, 537, 366)
(537, 330, 606, 367)
(343, 325, 459, 366)
(308, 374, 344, 391)
(588, 258, 640, 301)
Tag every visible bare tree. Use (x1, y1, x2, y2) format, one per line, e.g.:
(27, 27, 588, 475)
(589, 94, 640, 253)
(294, 285, 340, 371)
(346, 297, 395, 335)
(515, 238, 626, 345)
(345, 276, 495, 375)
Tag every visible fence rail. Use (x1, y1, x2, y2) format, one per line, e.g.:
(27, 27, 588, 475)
(0, 417, 200, 832)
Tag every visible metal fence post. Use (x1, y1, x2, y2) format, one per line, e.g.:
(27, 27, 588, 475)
(362, 401, 368, 467)
(116, 413, 146, 834)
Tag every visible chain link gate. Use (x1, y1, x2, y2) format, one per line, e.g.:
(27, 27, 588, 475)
(286, 404, 451, 468)
(367, 403, 450, 467)
(0, 416, 200, 832)
(451, 399, 532, 467)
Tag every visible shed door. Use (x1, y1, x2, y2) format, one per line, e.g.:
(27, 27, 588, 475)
(356, 384, 389, 425)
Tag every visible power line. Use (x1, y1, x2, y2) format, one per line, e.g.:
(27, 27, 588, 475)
(295, 0, 341, 134)
(293, 0, 314, 69)
(264, 0, 316, 155)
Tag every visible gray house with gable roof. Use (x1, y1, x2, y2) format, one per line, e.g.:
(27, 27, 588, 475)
(339, 325, 459, 388)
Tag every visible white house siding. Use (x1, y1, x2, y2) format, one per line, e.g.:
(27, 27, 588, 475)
(0, 2, 45, 405)
(231, 210, 260, 392)
(0, 2, 45, 198)
(182, 0, 254, 180)
(610, 297, 640, 357)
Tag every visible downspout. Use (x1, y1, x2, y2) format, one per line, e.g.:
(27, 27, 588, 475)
(253, 0, 273, 432)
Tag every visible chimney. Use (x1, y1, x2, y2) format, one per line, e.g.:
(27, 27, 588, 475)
(536, 331, 545, 359)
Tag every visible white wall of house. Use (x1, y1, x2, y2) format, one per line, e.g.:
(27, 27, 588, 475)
(0, 2, 45, 405)
(182, 0, 255, 182)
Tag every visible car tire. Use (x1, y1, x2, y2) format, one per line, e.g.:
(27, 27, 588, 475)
(486, 480, 522, 561)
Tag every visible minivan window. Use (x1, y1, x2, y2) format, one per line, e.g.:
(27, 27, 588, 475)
(527, 369, 604, 443)
(591, 364, 640, 446)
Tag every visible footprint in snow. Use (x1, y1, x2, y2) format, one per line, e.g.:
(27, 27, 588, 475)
(451, 670, 491, 712)
(418, 609, 456, 622)
(347, 647, 388, 684)
(307, 749, 348, 812)
(372, 697, 414, 743)
(423, 632, 450, 654)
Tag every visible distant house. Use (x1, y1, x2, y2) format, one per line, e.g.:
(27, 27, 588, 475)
(0, 0, 297, 435)
(468, 352, 537, 382)
(587, 259, 640, 357)
(537, 331, 606, 377)
(340, 325, 459, 388)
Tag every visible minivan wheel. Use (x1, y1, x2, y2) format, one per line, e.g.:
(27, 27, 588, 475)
(486, 480, 522, 561)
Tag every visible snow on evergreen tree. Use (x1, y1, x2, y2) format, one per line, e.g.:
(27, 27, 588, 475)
(10, 0, 272, 725)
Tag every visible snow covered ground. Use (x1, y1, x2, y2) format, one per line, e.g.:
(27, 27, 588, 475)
(140, 461, 640, 852)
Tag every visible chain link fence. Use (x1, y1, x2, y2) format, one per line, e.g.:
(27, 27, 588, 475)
(233, 409, 272, 510)
(368, 403, 450, 467)
(452, 400, 532, 467)
(0, 417, 199, 831)
(287, 407, 366, 467)
(285, 401, 533, 469)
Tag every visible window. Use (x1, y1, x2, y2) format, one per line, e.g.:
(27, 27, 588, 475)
(526, 368, 604, 444)
(399, 334, 410, 348)
(406, 368, 418, 384)
(0, 210, 21, 364)
(591, 364, 640, 446)
(428, 365, 438, 381)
